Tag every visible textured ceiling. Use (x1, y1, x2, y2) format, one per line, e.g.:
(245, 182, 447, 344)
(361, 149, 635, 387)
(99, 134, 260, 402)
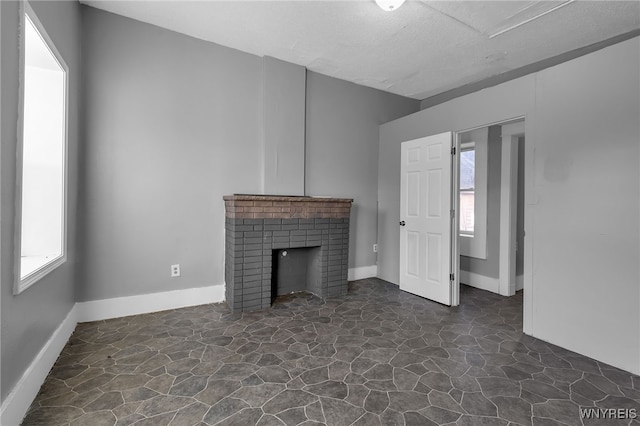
(80, 0, 640, 100)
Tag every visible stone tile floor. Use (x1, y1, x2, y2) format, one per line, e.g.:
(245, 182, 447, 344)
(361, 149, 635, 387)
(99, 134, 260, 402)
(23, 278, 640, 425)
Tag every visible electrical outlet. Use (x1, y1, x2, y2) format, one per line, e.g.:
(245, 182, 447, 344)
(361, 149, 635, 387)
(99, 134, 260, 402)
(171, 264, 181, 277)
(373, 244, 378, 253)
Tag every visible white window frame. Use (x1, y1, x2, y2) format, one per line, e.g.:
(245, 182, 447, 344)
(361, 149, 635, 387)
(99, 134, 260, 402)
(458, 128, 488, 260)
(14, 1, 69, 294)
(459, 142, 476, 236)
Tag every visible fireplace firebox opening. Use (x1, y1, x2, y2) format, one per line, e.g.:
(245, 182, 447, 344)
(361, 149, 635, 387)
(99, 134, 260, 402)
(272, 247, 322, 302)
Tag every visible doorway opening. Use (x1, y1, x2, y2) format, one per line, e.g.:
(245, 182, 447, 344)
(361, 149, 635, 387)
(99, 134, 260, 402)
(455, 118, 525, 328)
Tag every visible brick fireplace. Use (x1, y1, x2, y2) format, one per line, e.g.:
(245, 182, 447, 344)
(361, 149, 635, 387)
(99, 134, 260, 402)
(224, 195, 353, 312)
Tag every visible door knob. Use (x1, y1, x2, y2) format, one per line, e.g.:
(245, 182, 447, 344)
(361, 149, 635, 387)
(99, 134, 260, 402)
(399, 221, 406, 226)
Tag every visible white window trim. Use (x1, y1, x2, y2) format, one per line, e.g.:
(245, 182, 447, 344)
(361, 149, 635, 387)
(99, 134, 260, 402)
(458, 128, 488, 260)
(459, 142, 476, 237)
(13, 1, 69, 294)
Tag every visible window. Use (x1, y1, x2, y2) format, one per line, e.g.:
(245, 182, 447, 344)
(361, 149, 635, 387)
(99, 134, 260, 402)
(459, 146, 475, 234)
(15, 5, 68, 293)
(458, 127, 488, 260)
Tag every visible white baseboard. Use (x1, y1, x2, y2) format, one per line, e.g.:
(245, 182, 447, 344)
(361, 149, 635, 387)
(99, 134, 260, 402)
(76, 284, 226, 323)
(348, 265, 377, 281)
(460, 270, 500, 294)
(0, 305, 78, 426)
(1, 284, 226, 424)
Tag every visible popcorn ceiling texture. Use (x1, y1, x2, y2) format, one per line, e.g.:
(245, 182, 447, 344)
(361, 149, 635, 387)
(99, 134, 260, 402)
(81, 1, 640, 100)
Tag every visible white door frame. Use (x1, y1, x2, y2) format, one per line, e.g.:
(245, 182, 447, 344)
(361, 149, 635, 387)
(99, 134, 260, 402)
(499, 121, 525, 296)
(450, 137, 460, 307)
(453, 117, 525, 298)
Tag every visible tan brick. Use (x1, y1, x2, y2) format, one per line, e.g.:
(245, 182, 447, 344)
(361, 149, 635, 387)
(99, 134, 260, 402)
(263, 207, 282, 213)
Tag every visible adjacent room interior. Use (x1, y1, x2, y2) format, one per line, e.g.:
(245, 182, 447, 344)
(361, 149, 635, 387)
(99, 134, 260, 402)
(457, 119, 526, 307)
(1, 1, 639, 425)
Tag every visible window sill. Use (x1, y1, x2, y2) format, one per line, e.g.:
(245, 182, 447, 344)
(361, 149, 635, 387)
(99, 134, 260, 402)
(15, 255, 67, 294)
(459, 234, 487, 260)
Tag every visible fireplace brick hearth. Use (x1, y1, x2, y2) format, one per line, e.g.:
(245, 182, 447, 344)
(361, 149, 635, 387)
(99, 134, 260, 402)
(224, 195, 353, 312)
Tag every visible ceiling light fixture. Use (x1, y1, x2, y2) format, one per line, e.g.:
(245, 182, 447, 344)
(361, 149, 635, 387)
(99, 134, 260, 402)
(375, 0, 405, 12)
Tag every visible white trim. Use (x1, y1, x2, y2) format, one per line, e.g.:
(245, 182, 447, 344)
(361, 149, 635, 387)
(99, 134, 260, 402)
(1, 284, 226, 423)
(522, 116, 534, 335)
(516, 274, 524, 291)
(459, 270, 500, 294)
(348, 265, 377, 281)
(488, 0, 576, 39)
(0, 305, 78, 426)
(76, 284, 226, 322)
(14, 2, 70, 294)
(498, 132, 520, 296)
(19, 256, 67, 293)
(451, 136, 461, 307)
(497, 121, 524, 297)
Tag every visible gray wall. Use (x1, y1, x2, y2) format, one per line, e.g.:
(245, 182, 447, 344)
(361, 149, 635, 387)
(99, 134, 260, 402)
(460, 125, 502, 279)
(305, 71, 419, 270)
(78, 7, 263, 301)
(1, 0, 81, 400)
(0, 3, 418, 402)
(262, 56, 306, 195)
(378, 37, 640, 374)
(79, 7, 419, 302)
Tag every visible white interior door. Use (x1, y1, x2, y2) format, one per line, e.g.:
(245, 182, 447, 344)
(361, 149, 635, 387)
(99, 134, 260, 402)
(400, 132, 457, 306)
